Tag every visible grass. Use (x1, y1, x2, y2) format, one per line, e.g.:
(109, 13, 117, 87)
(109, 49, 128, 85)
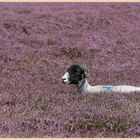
(0, 2, 139, 138)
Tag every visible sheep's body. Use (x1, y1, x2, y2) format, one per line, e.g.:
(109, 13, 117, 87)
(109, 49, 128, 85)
(62, 65, 140, 94)
(77, 79, 140, 93)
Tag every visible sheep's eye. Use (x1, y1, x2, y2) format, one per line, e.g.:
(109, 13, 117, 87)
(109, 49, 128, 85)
(74, 70, 80, 75)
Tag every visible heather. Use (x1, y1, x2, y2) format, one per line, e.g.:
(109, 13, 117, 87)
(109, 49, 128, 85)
(0, 3, 140, 137)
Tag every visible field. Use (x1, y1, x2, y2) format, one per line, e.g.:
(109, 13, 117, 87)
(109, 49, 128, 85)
(0, 3, 140, 137)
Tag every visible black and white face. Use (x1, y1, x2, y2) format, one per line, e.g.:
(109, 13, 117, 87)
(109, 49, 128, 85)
(62, 65, 87, 84)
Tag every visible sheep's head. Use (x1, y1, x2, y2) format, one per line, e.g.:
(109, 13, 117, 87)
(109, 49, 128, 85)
(62, 64, 89, 84)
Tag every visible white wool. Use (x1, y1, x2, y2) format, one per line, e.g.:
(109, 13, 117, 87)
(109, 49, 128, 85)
(77, 79, 140, 93)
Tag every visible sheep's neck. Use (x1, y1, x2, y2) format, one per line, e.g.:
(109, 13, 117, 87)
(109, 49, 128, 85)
(76, 79, 97, 93)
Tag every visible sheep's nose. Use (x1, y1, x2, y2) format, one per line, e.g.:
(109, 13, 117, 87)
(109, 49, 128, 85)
(62, 72, 69, 84)
(62, 78, 66, 84)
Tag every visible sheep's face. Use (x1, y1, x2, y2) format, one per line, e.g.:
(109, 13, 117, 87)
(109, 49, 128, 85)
(62, 65, 88, 84)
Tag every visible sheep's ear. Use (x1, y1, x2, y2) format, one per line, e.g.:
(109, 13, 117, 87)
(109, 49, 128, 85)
(81, 66, 89, 78)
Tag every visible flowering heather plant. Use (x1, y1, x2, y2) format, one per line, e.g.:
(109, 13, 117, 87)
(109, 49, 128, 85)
(0, 2, 140, 137)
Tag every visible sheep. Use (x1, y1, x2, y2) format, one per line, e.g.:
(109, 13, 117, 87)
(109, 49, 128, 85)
(62, 64, 140, 93)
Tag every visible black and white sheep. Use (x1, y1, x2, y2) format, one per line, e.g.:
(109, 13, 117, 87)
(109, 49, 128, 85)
(62, 64, 140, 93)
